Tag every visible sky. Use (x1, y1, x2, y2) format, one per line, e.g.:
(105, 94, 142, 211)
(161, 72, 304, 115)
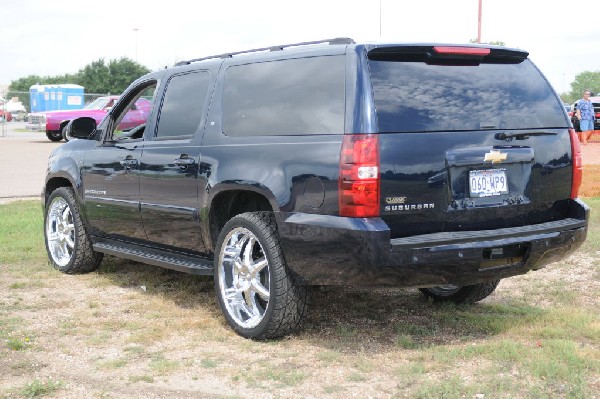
(1, 0, 599, 95)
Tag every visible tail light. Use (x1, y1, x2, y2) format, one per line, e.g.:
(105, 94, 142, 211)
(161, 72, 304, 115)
(569, 128, 583, 199)
(433, 46, 490, 56)
(339, 134, 380, 217)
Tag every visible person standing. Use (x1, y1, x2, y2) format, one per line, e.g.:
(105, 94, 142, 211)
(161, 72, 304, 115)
(576, 90, 596, 145)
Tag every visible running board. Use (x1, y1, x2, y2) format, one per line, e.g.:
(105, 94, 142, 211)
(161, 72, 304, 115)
(93, 240, 214, 276)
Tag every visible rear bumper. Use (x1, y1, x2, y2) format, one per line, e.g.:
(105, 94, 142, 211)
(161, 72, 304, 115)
(277, 199, 589, 287)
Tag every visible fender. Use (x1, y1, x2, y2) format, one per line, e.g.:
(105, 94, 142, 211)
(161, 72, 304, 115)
(43, 139, 95, 208)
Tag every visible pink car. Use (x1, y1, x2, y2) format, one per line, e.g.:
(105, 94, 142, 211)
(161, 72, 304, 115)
(0, 109, 12, 122)
(27, 96, 152, 142)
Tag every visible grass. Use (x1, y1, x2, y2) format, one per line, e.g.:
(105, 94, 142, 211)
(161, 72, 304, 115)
(581, 196, 600, 251)
(0, 199, 598, 398)
(20, 379, 64, 398)
(0, 201, 46, 266)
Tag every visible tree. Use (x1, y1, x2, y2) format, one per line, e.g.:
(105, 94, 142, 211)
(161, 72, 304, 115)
(7, 74, 77, 112)
(8, 73, 78, 92)
(76, 57, 150, 94)
(8, 57, 150, 95)
(108, 58, 150, 94)
(569, 70, 600, 100)
(75, 59, 112, 94)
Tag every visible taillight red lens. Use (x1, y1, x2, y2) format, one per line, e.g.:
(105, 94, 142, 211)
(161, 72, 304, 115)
(433, 46, 490, 56)
(339, 134, 380, 217)
(569, 128, 583, 199)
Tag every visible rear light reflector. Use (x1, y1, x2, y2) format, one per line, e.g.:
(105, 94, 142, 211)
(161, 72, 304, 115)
(433, 46, 490, 56)
(569, 128, 583, 199)
(339, 134, 380, 217)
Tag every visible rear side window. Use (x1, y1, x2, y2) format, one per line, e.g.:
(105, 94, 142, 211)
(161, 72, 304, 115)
(155, 71, 210, 138)
(223, 56, 345, 136)
(370, 59, 566, 132)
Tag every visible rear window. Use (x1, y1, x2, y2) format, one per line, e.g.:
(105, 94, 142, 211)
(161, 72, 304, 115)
(369, 59, 566, 132)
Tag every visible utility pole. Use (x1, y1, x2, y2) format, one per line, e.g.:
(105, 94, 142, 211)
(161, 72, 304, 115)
(477, 0, 482, 43)
(1, 90, 6, 137)
(379, 0, 382, 38)
(133, 28, 139, 62)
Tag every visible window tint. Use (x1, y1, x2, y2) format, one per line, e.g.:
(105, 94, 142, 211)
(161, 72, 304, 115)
(155, 71, 210, 138)
(370, 59, 566, 132)
(223, 56, 345, 136)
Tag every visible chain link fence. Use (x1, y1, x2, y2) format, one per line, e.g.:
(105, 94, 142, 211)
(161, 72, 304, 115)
(1, 90, 599, 197)
(581, 132, 600, 197)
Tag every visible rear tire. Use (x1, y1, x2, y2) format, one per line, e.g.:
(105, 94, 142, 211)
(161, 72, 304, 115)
(214, 212, 307, 339)
(419, 280, 500, 304)
(46, 130, 63, 142)
(44, 187, 103, 274)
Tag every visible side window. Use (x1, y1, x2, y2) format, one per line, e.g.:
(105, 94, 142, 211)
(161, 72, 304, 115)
(111, 82, 157, 141)
(155, 71, 210, 139)
(222, 56, 345, 136)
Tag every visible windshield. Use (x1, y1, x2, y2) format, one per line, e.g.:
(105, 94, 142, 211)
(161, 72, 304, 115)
(84, 97, 111, 110)
(369, 59, 566, 132)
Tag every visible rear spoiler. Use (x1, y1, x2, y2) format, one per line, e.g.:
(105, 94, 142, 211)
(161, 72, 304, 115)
(367, 45, 529, 65)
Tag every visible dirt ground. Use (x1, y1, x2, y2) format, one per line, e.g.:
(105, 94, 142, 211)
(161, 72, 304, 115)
(1, 248, 598, 398)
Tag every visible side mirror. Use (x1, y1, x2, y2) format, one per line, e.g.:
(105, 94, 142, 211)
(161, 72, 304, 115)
(65, 117, 97, 140)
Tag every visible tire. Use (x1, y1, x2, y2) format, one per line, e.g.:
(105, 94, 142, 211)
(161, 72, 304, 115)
(44, 187, 103, 274)
(61, 125, 70, 142)
(46, 130, 63, 142)
(214, 212, 307, 339)
(419, 280, 500, 304)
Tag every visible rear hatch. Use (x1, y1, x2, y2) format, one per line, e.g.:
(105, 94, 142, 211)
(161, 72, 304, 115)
(367, 45, 575, 238)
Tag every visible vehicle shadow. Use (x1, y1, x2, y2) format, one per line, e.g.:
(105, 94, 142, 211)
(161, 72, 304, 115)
(300, 285, 545, 353)
(96, 256, 545, 353)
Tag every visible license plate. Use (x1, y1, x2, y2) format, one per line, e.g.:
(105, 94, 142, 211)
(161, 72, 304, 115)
(469, 169, 508, 197)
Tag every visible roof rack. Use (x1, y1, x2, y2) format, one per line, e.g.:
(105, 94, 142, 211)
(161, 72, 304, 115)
(175, 37, 354, 66)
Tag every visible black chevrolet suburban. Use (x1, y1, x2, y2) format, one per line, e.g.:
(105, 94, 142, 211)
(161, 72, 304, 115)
(43, 38, 589, 339)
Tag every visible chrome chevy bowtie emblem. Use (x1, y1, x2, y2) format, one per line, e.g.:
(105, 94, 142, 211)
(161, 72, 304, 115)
(484, 150, 507, 164)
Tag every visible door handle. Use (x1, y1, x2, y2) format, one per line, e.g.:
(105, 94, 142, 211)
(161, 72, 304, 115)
(119, 159, 138, 167)
(174, 157, 196, 166)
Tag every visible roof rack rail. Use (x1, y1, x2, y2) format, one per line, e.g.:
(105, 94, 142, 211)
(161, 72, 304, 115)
(175, 37, 355, 66)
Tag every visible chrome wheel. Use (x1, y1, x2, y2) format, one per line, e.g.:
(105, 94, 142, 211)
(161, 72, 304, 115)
(217, 227, 270, 329)
(46, 196, 75, 267)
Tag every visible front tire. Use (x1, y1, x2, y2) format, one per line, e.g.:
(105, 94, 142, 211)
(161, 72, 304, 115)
(61, 125, 70, 142)
(214, 212, 307, 339)
(44, 187, 103, 274)
(419, 280, 500, 304)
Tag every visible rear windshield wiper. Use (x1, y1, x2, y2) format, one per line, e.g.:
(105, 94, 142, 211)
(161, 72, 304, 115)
(494, 131, 558, 141)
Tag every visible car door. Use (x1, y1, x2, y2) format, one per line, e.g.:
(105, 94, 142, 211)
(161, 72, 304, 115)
(138, 70, 213, 254)
(82, 78, 160, 241)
